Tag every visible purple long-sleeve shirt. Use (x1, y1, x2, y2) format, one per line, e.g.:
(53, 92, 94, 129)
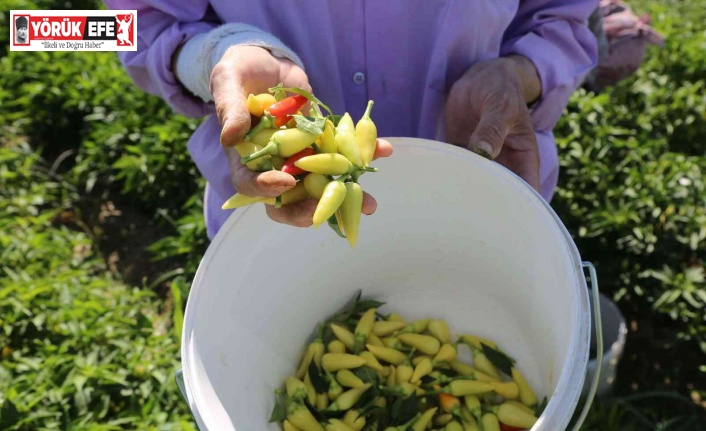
(105, 0, 598, 240)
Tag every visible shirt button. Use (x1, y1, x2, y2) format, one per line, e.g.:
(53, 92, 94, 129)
(352, 72, 366, 85)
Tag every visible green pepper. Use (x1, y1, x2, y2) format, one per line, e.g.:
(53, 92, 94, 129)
(334, 113, 363, 166)
(241, 128, 319, 164)
(312, 180, 347, 228)
(355, 101, 377, 167)
(340, 182, 363, 248)
(295, 154, 353, 176)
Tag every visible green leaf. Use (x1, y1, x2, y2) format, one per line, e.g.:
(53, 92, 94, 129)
(308, 361, 328, 394)
(170, 277, 185, 345)
(353, 366, 379, 384)
(268, 85, 334, 116)
(292, 115, 326, 135)
(0, 399, 20, 428)
(394, 395, 419, 426)
(268, 392, 287, 423)
(304, 399, 330, 423)
(480, 343, 516, 377)
(327, 213, 347, 239)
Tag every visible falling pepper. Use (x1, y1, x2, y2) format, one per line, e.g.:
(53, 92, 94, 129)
(340, 182, 363, 248)
(355, 100, 377, 167)
(312, 180, 347, 227)
(334, 113, 363, 166)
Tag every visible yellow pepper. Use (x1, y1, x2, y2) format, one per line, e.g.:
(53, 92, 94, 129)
(491, 381, 520, 400)
(321, 353, 367, 372)
(325, 419, 356, 431)
(316, 393, 329, 410)
(494, 402, 539, 429)
(386, 364, 397, 386)
(411, 407, 438, 431)
(367, 332, 385, 348)
(304, 373, 317, 405)
(303, 173, 330, 199)
(382, 337, 402, 350)
(296, 339, 325, 379)
(401, 319, 432, 334)
(434, 344, 457, 363)
(464, 395, 482, 421)
(340, 182, 364, 248)
(354, 308, 377, 345)
(410, 357, 433, 383)
(480, 413, 500, 431)
(327, 340, 347, 354)
(288, 404, 325, 431)
(356, 100, 377, 167)
(312, 180, 347, 227)
(460, 410, 480, 431)
(366, 344, 407, 365)
(459, 334, 498, 350)
(447, 380, 494, 397)
(359, 351, 384, 371)
(471, 350, 501, 380)
(505, 400, 536, 415)
(331, 324, 357, 352)
(445, 421, 464, 431)
(396, 364, 414, 384)
(387, 313, 406, 323)
(373, 321, 406, 337)
(328, 377, 343, 401)
(295, 153, 353, 176)
(427, 320, 452, 344)
(343, 409, 366, 431)
(246, 93, 277, 117)
(336, 370, 367, 389)
(511, 367, 538, 407)
(320, 119, 337, 153)
(234, 141, 273, 171)
(241, 128, 320, 163)
(284, 419, 302, 431)
(325, 384, 371, 411)
(334, 113, 363, 166)
(286, 376, 308, 402)
(398, 333, 441, 355)
(281, 182, 310, 206)
(434, 414, 454, 427)
(221, 193, 275, 210)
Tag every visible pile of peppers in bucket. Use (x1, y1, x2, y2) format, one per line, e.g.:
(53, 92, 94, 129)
(221, 85, 381, 248)
(270, 292, 546, 431)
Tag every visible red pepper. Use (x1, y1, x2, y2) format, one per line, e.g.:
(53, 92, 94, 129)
(268, 95, 307, 127)
(500, 424, 525, 431)
(281, 148, 316, 176)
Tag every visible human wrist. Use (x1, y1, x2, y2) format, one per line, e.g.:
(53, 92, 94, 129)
(505, 55, 542, 105)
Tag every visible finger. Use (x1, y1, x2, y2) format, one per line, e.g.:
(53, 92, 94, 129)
(468, 112, 508, 160)
(498, 134, 541, 192)
(279, 62, 312, 93)
(372, 139, 394, 161)
(362, 192, 377, 215)
(265, 198, 318, 227)
(225, 148, 296, 197)
(210, 62, 251, 147)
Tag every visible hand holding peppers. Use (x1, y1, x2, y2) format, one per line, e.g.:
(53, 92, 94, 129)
(218, 75, 393, 246)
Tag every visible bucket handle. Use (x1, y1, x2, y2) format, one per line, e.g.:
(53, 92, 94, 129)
(570, 262, 603, 431)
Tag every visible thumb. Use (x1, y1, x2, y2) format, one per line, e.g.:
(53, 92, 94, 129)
(210, 64, 250, 147)
(468, 112, 507, 160)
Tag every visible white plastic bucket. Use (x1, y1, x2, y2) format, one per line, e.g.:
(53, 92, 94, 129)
(179, 138, 601, 431)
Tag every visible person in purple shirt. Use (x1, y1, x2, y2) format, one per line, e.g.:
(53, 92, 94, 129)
(104, 0, 598, 240)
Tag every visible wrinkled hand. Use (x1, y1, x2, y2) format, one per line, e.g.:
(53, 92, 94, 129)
(445, 57, 540, 192)
(211, 46, 392, 227)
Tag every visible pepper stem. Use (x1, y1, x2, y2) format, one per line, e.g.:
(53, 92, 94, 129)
(241, 141, 278, 164)
(362, 100, 374, 120)
(244, 115, 274, 141)
(275, 195, 283, 209)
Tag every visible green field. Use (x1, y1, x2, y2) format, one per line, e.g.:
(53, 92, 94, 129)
(1, 0, 705, 429)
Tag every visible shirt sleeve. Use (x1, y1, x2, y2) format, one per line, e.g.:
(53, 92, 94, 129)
(103, 0, 220, 118)
(501, 0, 599, 132)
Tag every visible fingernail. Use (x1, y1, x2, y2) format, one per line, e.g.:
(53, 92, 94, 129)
(472, 141, 493, 159)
